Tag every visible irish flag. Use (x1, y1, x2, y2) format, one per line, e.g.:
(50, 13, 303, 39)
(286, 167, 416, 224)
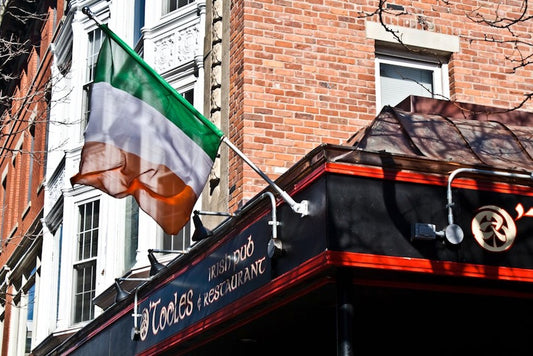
(71, 24, 223, 235)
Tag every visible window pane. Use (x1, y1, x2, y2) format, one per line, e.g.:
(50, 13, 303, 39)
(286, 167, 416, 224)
(27, 124, 35, 203)
(74, 294, 82, 322)
(92, 201, 99, 228)
(183, 88, 194, 105)
(77, 200, 99, 261)
(84, 232, 92, 259)
(76, 267, 84, 291)
(87, 29, 103, 82)
(1, 178, 7, 245)
(134, 0, 145, 45)
(178, 0, 192, 8)
(125, 197, 139, 269)
(91, 230, 98, 257)
(163, 221, 190, 251)
(380, 63, 433, 108)
(82, 293, 93, 320)
(170, 0, 177, 12)
(25, 284, 35, 354)
(73, 262, 96, 323)
(163, 0, 194, 15)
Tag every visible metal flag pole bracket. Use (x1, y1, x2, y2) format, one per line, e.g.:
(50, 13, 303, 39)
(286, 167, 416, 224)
(222, 137, 309, 216)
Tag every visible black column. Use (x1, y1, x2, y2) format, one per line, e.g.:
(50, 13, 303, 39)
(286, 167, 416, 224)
(336, 272, 354, 356)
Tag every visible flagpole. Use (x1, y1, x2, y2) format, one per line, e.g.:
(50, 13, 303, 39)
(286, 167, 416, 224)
(222, 137, 309, 216)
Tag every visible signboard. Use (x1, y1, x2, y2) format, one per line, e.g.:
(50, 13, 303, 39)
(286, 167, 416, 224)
(135, 213, 273, 351)
(65, 164, 533, 355)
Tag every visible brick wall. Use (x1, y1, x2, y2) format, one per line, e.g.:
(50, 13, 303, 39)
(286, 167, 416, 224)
(226, 0, 533, 208)
(0, 3, 61, 353)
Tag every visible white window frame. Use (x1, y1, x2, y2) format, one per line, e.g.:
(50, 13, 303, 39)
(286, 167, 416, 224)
(162, 0, 195, 16)
(72, 199, 100, 324)
(86, 29, 103, 83)
(82, 28, 104, 137)
(375, 53, 449, 112)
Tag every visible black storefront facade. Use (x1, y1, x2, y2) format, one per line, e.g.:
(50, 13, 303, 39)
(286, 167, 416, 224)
(42, 97, 533, 355)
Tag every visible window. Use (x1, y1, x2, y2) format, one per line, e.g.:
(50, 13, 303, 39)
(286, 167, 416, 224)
(366, 21, 457, 112)
(26, 124, 35, 204)
(73, 200, 99, 323)
(182, 88, 194, 105)
(86, 29, 103, 82)
(134, 0, 145, 46)
(162, 0, 195, 15)
(124, 197, 139, 270)
(163, 221, 191, 251)
(375, 53, 449, 111)
(24, 283, 35, 355)
(82, 29, 103, 135)
(10, 152, 17, 226)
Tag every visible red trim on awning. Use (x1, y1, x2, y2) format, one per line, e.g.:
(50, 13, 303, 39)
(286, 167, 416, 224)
(325, 162, 533, 195)
(326, 250, 533, 283)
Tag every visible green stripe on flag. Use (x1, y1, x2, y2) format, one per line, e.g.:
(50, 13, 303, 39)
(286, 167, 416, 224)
(93, 25, 223, 161)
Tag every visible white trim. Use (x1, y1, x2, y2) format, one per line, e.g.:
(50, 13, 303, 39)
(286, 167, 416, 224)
(71, 199, 100, 325)
(366, 21, 460, 53)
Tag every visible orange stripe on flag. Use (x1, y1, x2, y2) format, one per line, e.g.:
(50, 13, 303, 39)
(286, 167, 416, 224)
(71, 142, 197, 234)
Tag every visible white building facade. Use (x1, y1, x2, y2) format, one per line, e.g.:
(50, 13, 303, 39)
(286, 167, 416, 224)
(34, 0, 208, 352)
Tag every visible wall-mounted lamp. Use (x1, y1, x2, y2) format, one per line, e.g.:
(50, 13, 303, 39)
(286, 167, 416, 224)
(191, 210, 236, 241)
(147, 248, 187, 276)
(412, 167, 533, 246)
(114, 276, 152, 340)
(193, 192, 283, 257)
(411, 222, 463, 245)
(191, 213, 213, 241)
(261, 191, 282, 258)
(147, 249, 168, 276)
(114, 278, 130, 303)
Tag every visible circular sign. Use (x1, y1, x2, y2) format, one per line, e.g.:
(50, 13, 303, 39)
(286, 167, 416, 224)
(471, 205, 517, 252)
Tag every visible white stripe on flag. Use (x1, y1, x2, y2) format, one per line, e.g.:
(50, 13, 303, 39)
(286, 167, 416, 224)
(86, 82, 213, 196)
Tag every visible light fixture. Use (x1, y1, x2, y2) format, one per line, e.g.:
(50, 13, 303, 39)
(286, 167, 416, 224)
(191, 210, 235, 241)
(412, 167, 533, 245)
(191, 212, 213, 241)
(114, 276, 152, 340)
(261, 191, 282, 258)
(130, 288, 146, 341)
(192, 192, 283, 256)
(114, 278, 130, 303)
(411, 222, 464, 245)
(147, 248, 187, 276)
(148, 249, 168, 276)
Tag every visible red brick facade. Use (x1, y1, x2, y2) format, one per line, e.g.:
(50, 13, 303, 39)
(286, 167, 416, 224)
(0, 2, 63, 354)
(227, 0, 533, 209)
